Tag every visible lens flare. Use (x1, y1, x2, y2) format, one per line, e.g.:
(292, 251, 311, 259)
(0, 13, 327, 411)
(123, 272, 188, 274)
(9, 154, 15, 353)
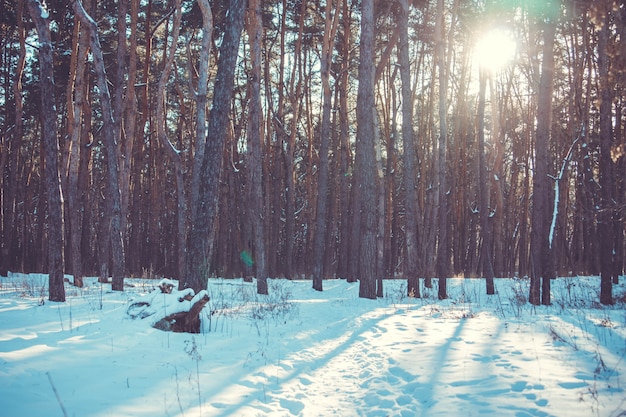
(475, 27, 517, 73)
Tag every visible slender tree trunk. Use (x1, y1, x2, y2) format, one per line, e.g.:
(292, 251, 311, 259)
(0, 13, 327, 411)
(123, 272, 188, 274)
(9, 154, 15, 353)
(312, 0, 340, 292)
(114, 0, 129, 243)
(120, 0, 139, 253)
(518, 128, 532, 278)
(27, 0, 65, 302)
(189, 0, 213, 222)
(489, 74, 507, 277)
(398, 0, 420, 297)
(615, 2, 626, 283)
(337, 0, 353, 281)
(73, 0, 125, 291)
(247, 0, 268, 295)
(154, 0, 187, 283)
(185, 0, 245, 292)
(478, 70, 495, 294)
(1, 0, 26, 276)
(284, 0, 306, 279)
(529, 16, 556, 306)
(614, 94, 625, 283)
(374, 99, 385, 297)
(435, 0, 449, 300)
(67, 15, 89, 288)
(598, 6, 615, 305)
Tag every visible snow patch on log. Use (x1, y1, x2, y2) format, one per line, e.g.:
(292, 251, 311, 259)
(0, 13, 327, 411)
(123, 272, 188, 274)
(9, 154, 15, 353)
(126, 282, 210, 333)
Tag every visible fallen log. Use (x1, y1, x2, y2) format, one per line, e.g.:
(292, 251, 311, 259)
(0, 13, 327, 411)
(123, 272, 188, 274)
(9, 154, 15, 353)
(126, 279, 210, 333)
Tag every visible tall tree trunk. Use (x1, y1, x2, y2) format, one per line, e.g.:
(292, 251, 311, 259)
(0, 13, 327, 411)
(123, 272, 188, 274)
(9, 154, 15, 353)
(73, 0, 125, 291)
(27, 0, 65, 302)
(477, 71, 495, 294)
(284, 0, 306, 279)
(154, 0, 187, 282)
(120, 0, 139, 254)
(529, 15, 556, 306)
(337, 0, 353, 281)
(356, 0, 378, 299)
(489, 75, 506, 277)
(114, 0, 129, 244)
(247, 0, 268, 295)
(615, 1, 626, 283)
(185, 0, 245, 292)
(374, 96, 385, 298)
(67, 14, 89, 288)
(398, 0, 420, 298)
(189, 0, 213, 222)
(435, 0, 449, 300)
(597, 4, 615, 305)
(312, 0, 340, 292)
(1, 0, 26, 276)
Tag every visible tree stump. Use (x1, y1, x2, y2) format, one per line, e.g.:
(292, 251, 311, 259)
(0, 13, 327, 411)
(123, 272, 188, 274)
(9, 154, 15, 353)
(152, 292, 210, 333)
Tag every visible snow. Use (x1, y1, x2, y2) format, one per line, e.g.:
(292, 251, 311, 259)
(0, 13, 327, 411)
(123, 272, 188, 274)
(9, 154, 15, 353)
(1, 273, 625, 417)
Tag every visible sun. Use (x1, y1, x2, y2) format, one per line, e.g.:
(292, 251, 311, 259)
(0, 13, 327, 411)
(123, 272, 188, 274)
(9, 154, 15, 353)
(474, 27, 517, 73)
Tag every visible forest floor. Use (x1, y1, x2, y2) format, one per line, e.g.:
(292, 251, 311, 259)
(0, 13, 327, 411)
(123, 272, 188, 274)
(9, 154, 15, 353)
(0, 273, 625, 417)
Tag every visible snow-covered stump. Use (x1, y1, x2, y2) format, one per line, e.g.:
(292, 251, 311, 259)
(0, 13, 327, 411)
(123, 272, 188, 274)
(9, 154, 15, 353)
(126, 279, 210, 333)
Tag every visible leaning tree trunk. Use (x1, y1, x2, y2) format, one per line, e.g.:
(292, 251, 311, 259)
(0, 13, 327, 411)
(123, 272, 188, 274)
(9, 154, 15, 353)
(27, 0, 65, 302)
(185, 0, 246, 293)
(73, 0, 126, 291)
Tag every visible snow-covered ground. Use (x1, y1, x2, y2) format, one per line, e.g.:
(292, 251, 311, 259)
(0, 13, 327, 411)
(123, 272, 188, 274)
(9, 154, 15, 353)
(0, 273, 625, 417)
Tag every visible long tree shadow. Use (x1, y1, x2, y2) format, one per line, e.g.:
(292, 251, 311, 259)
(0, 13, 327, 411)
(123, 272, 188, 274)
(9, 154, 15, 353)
(206, 304, 396, 417)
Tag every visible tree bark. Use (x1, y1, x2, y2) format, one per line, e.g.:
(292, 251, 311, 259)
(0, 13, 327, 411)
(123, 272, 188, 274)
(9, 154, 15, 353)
(67, 13, 89, 288)
(185, 0, 246, 292)
(189, 0, 213, 222)
(114, 0, 129, 244)
(597, 5, 615, 305)
(1, 0, 27, 276)
(154, 0, 187, 283)
(356, 0, 378, 299)
(27, 0, 66, 302)
(312, 0, 340, 292)
(119, 0, 139, 257)
(529, 15, 556, 306)
(435, 0, 449, 300)
(247, 0, 268, 295)
(477, 70, 495, 294)
(284, 0, 306, 280)
(73, 0, 126, 290)
(398, 0, 421, 298)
